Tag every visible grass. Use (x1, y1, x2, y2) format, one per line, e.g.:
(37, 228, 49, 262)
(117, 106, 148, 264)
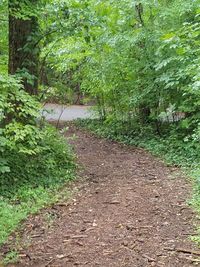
(0, 184, 73, 246)
(2, 250, 19, 265)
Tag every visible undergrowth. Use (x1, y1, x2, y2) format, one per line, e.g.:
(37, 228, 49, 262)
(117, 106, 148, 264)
(0, 125, 75, 247)
(77, 119, 200, 166)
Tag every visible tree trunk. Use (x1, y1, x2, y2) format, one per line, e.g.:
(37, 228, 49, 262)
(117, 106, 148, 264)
(135, 3, 151, 123)
(8, 0, 39, 95)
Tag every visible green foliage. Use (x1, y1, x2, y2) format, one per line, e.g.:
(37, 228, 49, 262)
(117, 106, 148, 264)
(38, 0, 199, 132)
(1, 0, 200, 249)
(0, 74, 41, 173)
(0, 75, 75, 246)
(0, 122, 75, 245)
(0, 0, 80, 249)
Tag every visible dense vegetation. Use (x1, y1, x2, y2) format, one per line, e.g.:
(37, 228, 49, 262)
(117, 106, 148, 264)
(44, 0, 200, 209)
(0, 0, 76, 247)
(0, 0, 200, 254)
(38, 0, 200, 158)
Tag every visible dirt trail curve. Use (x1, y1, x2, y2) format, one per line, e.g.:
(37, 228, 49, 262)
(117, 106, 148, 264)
(7, 125, 200, 267)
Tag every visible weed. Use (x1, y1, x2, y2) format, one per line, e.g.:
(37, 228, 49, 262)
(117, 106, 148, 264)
(2, 250, 19, 265)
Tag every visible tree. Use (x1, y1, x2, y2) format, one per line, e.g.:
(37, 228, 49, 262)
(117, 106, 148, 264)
(8, 0, 39, 95)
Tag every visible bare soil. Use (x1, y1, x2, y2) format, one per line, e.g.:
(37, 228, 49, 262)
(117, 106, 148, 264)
(3, 125, 200, 267)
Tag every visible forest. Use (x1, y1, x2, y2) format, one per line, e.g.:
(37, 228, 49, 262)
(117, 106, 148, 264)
(0, 0, 200, 265)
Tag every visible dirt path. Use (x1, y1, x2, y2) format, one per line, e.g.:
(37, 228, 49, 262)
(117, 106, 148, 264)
(6, 126, 200, 266)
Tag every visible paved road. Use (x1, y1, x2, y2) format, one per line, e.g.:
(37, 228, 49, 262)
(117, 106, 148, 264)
(42, 103, 94, 122)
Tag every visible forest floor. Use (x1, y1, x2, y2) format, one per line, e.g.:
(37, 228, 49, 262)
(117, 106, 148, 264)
(3, 125, 200, 267)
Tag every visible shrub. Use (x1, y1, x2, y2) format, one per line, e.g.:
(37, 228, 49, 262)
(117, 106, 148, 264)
(0, 75, 75, 245)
